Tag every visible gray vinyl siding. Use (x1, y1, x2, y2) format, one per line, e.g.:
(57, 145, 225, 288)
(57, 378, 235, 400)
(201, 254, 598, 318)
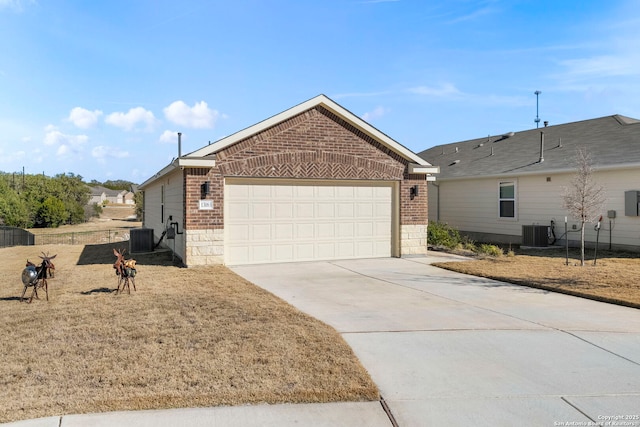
(142, 169, 185, 260)
(431, 168, 640, 250)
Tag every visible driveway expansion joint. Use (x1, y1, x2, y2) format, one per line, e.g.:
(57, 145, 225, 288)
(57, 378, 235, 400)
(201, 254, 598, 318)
(379, 396, 399, 427)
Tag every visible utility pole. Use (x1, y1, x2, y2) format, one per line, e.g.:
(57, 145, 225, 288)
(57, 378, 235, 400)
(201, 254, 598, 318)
(534, 90, 541, 128)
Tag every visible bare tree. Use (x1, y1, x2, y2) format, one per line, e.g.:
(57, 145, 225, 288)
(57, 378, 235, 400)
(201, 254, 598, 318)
(562, 147, 606, 266)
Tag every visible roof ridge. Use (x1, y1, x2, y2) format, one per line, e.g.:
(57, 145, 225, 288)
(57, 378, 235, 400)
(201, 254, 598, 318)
(613, 114, 640, 125)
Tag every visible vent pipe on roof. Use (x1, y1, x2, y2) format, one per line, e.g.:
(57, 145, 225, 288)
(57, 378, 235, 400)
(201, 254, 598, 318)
(539, 131, 545, 163)
(558, 137, 562, 148)
(178, 132, 182, 158)
(490, 146, 494, 156)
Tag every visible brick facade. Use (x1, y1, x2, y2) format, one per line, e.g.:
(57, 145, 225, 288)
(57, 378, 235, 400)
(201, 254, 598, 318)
(184, 106, 427, 230)
(176, 105, 429, 265)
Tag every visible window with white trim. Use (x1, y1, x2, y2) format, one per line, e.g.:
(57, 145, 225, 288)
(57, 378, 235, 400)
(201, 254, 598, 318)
(499, 181, 516, 218)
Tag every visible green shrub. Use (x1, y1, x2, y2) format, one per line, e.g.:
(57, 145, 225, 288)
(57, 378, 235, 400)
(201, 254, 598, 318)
(428, 221, 462, 249)
(477, 244, 503, 257)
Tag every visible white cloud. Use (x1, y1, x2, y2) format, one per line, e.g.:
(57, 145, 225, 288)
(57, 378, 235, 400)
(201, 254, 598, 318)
(0, 0, 34, 12)
(362, 106, 389, 122)
(0, 148, 26, 163)
(105, 107, 157, 131)
(332, 90, 392, 99)
(68, 107, 103, 129)
(92, 146, 130, 164)
(159, 130, 179, 143)
(43, 127, 88, 159)
(164, 100, 219, 129)
(409, 83, 462, 97)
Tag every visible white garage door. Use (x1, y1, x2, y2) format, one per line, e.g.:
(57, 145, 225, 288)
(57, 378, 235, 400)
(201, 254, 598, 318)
(225, 179, 394, 265)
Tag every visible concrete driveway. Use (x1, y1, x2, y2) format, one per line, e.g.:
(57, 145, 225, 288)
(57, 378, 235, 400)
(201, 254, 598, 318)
(231, 253, 640, 426)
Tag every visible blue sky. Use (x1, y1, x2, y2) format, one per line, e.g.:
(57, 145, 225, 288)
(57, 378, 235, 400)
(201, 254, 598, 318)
(1, 0, 639, 183)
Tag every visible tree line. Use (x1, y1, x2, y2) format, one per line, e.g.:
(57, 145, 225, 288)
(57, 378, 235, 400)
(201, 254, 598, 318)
(0, 172, 137, 229)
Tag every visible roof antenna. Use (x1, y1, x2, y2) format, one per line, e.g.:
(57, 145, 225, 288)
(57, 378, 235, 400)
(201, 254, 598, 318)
(534, 90, 541, 128)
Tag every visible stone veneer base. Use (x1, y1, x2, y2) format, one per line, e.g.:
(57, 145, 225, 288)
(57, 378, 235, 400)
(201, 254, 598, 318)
(183, 224, 428, 266)
(401, 224, 428, 255)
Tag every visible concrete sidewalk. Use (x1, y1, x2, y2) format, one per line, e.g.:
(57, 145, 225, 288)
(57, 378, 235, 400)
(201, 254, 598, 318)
(5, 253, 640, 426)
(1, 402, 390, 427)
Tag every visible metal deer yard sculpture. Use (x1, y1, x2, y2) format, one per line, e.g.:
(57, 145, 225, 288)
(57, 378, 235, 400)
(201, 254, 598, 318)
(113, 248, 137, 294)
(20, 253, 57, 303)
(41, 251, 56, 278)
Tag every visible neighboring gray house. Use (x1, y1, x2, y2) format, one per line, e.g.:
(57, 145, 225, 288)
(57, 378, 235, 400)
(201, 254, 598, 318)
(420, 115, 640, 251)
(139, 95, 439, 266)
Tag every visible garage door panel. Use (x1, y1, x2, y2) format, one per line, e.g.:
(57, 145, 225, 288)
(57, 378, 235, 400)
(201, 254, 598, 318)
(252, 203, 272, 219)
(296, 203, 314, 217)
(275, 223, 294, 239)
(317, 222, 335, 238)
(275, 244, 294, 260)
(337, 203, 354, 218)
(225, 181, 393, 265)
(274, 185, 294, 198)
(228, 202, 250, 219)
(357, 203, 374, 217)
(252, 186, 272, 198)
(337, 242, 355, 257)
(358, 222, 375, 238)
(356, 241, 374, 257)
(356, 186, 374, 198)
(252, 224, 271, 240)
(296, 243, 314, 259)
(317, 242, 336, 258)
(337, 223, 355, 237)
(252, 246, 271, 263)
(317, 203, 335, 217)
(227, 224, 250, 240)
(337, 186, 355, 198)
(317, 186, 336, 198)
(296, 223, 314, 238)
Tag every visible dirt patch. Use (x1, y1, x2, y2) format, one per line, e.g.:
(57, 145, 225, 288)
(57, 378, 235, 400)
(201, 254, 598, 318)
(0, 244, 378, 423)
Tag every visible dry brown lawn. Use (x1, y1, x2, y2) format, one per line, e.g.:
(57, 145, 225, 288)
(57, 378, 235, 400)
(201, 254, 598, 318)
(0, 242, 378, 424)
(433, 248, 640, 308)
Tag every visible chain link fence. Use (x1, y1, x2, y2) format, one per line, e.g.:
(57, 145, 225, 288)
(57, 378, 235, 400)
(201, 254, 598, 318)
(33, 230, 131, 245)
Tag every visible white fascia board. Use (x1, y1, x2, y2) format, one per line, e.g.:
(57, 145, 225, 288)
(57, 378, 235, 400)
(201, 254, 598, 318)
(185, 94, 433, 166)
(409, 163, 440, 174)
(177, 158, 216, 168)
(138, 158, 216, 190)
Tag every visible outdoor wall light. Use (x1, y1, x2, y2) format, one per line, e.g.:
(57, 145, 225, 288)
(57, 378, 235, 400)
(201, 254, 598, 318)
(201, 181, 210, 199)
(410, 185, 419, 200)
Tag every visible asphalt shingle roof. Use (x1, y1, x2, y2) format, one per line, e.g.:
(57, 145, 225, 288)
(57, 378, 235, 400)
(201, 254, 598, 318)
(418, 115, 640, 180)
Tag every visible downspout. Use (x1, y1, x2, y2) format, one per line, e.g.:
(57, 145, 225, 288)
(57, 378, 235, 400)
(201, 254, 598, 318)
(431, 182, 440, 222)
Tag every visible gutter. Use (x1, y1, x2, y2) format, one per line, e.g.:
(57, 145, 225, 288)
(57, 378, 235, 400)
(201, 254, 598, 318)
(433, 162, 640, 182)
